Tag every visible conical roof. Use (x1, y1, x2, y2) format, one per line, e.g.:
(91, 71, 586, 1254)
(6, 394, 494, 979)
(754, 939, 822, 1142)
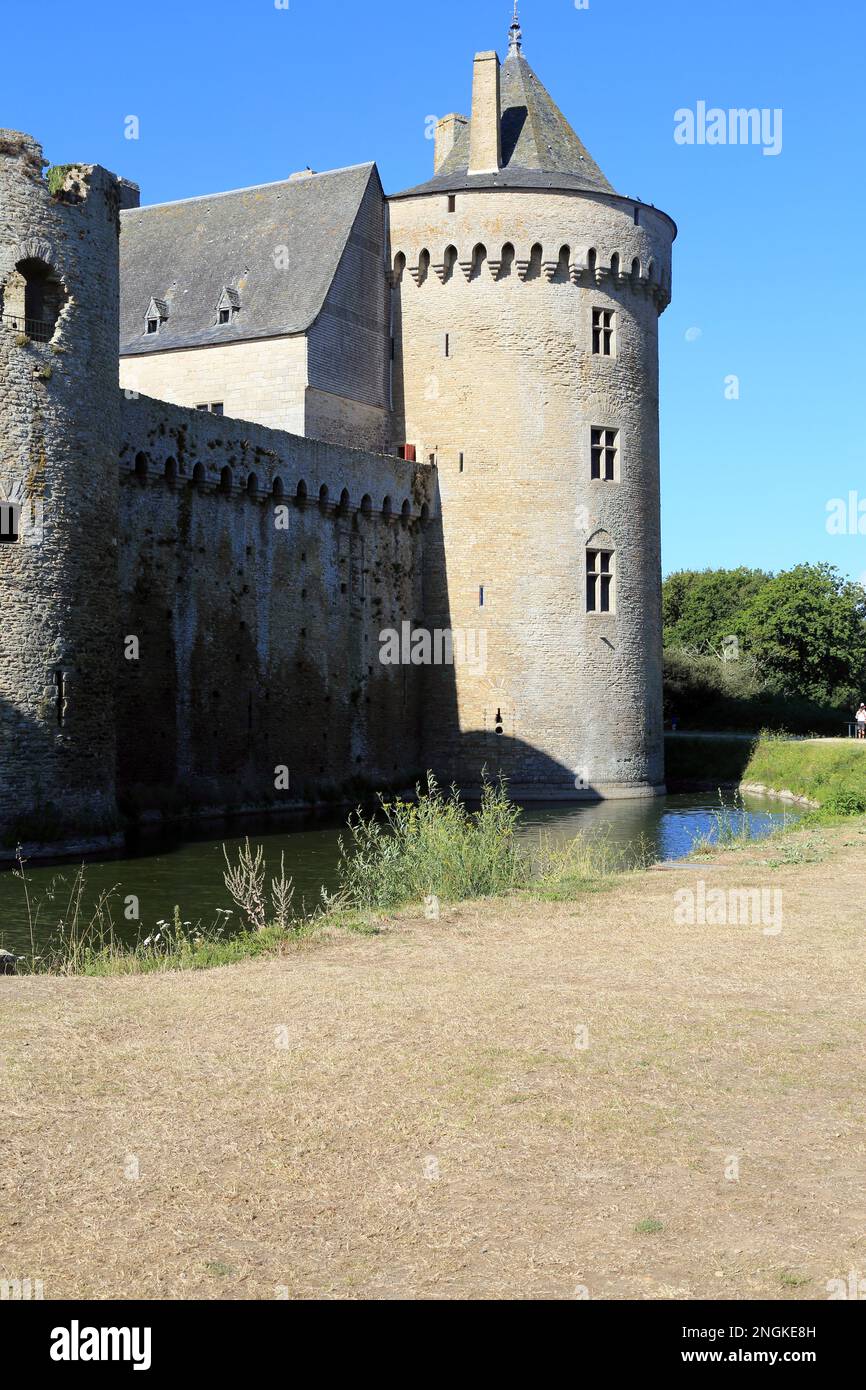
(394, 39, 617, 199)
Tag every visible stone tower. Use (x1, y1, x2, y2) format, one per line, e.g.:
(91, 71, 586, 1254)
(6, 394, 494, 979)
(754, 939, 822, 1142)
(390, 13, 676, 798)
(0, 132, 138, 845)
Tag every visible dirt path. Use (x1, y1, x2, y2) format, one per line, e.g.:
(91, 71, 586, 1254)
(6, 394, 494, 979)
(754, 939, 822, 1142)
(3, 824, 866, 1301)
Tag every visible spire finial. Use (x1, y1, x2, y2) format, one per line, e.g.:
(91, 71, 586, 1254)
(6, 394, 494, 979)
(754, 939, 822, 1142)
(508, 0, 522, 55)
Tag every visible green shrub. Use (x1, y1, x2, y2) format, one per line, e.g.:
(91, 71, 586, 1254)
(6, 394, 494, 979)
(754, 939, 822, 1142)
(820, 790, 866, 816)
(336, 772, 528, 910)
(46, 163, 76, 196)
(664, 648, 851, 735)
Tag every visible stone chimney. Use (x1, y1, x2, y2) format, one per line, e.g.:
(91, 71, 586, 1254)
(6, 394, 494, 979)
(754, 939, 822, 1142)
(468, 52, 502, 176)
(434, 114, 468, 173)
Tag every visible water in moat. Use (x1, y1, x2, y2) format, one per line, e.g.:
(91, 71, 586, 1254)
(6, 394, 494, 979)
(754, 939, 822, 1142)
(0, 790, 802, 959)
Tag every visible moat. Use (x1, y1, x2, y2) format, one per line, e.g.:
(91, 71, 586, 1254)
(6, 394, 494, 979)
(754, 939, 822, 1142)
(0, 791, 801, 959)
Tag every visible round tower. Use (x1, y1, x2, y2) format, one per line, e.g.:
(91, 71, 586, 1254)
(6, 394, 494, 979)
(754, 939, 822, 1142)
(0, 131, 138, 847)
(389, 16, 676, 799)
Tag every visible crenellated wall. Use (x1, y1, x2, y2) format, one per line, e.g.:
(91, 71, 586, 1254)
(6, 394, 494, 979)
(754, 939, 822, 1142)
(390, 191, 673, 306)
(117, 393, 435, 815)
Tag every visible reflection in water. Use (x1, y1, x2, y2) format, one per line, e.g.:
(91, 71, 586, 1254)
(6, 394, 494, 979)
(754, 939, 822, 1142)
(0, 791, 799, 958)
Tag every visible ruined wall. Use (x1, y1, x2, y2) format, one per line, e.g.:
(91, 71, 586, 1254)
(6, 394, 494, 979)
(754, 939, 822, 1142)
(0, 133, 138, 844)
(389, 186, 675, 798)
(118, 394, 434, 814)
(119, 334, 309, 436)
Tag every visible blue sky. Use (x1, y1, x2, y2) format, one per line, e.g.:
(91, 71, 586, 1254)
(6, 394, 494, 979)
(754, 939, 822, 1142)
(5, 0, 865, 579)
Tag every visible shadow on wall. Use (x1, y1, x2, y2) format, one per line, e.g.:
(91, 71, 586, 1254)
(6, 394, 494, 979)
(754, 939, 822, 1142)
(111, 462, 581, 820)
(0, 696, 82, 850)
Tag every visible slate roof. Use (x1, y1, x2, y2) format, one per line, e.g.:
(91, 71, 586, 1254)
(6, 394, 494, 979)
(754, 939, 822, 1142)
(119, 163, 379, 355)
(394, 49, 617, 199)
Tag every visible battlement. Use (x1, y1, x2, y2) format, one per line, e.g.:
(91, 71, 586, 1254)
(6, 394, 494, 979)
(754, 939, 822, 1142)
(392, 239, 671, 310)
(120, 393, 434, 521)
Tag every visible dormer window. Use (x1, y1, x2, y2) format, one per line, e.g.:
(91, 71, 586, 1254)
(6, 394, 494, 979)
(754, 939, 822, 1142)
(215, 287, 240, 327)
(144, 296, 168, 336)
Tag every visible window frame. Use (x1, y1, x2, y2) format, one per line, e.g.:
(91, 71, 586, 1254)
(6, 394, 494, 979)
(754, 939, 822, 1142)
(591, 306, 616, 357)
(586, 547, 615, 614)
(590, 426, 619, 482)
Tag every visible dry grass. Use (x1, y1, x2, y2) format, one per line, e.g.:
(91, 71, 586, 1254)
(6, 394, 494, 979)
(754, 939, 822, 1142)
(2, 822, 866, 1301)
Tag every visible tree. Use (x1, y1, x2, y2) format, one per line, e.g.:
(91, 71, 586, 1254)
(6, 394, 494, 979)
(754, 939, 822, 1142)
(663, 567, 770, 650)
(738, 563, 866, 704)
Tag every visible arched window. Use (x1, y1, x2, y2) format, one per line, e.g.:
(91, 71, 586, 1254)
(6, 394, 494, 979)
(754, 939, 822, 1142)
(631, 257, 642, 283)
(417, 249, 430, 286)
(499, 243, 515, 279)
(400, 499, 412, 524)
(610, 252, 621, 279)
(556, 245, 571, 280)
(527, 243, 543, 280)
(382, 495, 393, 520)
(338, 488, 350, 514)
(192, 462, 206, 488)
(164, 457, 177, 483)
(1, 257, 67, 342)
(360, 494, 372, 516)
(471, 243, 487, 279)
(246, 473, 258, 498)
(134, 452, 148, 480)
(219, 466, 233, 494)
(296, 479, 308, 504)
(392, 252, 406, 285)
(318, 484, 329, 510)
(420, 502, 430, 525)
(272, 476, 285, 499)
(586, 247, 598, 274)
(443, 245, 458, 282)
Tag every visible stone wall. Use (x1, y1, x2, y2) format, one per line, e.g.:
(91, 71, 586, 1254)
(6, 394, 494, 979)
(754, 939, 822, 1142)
(0, 133, 138, 845)
(117, 393, 435, 814)
(118, 334, 309, 436)
(389, 186, 675, 798)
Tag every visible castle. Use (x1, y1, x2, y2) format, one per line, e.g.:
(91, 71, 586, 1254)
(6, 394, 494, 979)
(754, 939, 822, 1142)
(0, 11, 676, 853)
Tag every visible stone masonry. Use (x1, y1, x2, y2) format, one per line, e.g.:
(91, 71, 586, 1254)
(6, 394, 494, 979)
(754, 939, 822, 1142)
(0, 15, 675, 849)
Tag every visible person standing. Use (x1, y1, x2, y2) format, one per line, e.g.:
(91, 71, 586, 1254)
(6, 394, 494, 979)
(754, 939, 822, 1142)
(855, 703, 866, 739)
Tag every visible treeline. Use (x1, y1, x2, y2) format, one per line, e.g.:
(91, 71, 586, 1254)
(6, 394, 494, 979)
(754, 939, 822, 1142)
(662, 563, 866, 733)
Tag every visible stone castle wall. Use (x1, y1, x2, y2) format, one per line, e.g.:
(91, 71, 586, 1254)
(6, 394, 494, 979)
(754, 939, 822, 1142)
(389, 187, 675, 798)
(117, 393, 434, 815)
(0, 134, 138, 844)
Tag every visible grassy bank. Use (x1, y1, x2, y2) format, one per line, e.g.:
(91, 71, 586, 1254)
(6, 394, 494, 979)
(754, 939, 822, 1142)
(6, 777, 632, 978)
(742, 737, 866, 813)
(12, 753, 865, 979)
